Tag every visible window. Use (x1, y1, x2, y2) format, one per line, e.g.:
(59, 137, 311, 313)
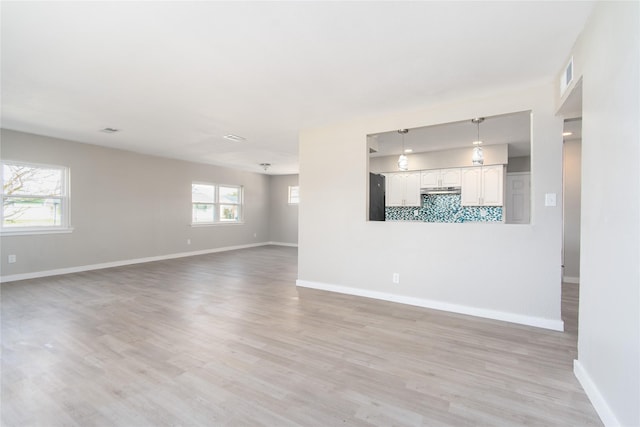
(288, 185, 300, 204)
(1, 161, 71, 234)
(192, 183, 242, 224)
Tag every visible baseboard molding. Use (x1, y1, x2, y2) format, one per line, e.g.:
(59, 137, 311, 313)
(574, 360, 619, 426)
(1, 242, 272, 283)
(563, 276, 580, 284)
(267, 241, 298, 247)
(296, 280, 564, 331)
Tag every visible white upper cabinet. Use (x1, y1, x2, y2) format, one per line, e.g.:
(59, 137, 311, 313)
(420, 170, 440, 188)
(481, 166, 504, 206)
(385, 172, 421, 207)
(461, 165, 504, 206)
(404, 172, 422, 206)
(420, 168, 461, 188)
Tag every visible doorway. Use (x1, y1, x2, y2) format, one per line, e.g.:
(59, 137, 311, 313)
(562, 118, 582, 284)
(558, 79, 583, 336)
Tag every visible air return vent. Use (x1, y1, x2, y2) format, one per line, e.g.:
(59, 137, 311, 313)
(560, 56, 573, 96)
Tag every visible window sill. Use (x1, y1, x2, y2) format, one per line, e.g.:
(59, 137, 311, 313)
(191, 222, 244, 227)
(1, 227, 74, 237)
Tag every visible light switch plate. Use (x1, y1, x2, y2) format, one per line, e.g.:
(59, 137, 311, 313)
(545, 193, 557, 207)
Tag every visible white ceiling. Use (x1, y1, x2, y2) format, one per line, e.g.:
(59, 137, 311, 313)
(1, 1, 594, 175)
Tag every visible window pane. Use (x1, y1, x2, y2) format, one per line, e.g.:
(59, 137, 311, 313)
(192, 203, 214, 223)
(192, 184, 214, 203)
(219, 204, 239, 222)
(219, 186, 239, 204)
(3, 164, 62, 196)
(3, 197, 62, 227)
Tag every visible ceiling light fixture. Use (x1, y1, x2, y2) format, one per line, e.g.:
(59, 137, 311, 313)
(397, 129, 409, 171)
(562, 131, 573, 136)
(223, 134, 246, 142)
(471, 117, 485, 166)
(100, 127, 120, 133)
(259, 163, 271, 171)
(404, 148, 413, 153)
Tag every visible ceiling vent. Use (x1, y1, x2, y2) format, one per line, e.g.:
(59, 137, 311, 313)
(223, 134, 246, 142)
(100, 127, 120, 133)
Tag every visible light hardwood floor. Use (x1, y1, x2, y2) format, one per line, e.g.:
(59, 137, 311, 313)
(1, 246, 600, 426)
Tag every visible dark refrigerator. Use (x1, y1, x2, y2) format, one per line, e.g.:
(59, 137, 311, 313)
(369, 173, 386, 221)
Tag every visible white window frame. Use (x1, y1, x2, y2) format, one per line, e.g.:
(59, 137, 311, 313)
(191, 182, 243, 225)
(288, 185, 300, 205)
(1, 160, 72, 236)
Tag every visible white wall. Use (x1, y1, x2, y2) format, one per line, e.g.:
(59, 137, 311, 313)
(298, 83, 564, 330)
(560, 2, 639, 426)
(563, 139, 581, 281)
(506, 156, 531, 173)
(0, 129, 271, 279)
(370, 144, 508, 173)
(268, 174, 299, 245)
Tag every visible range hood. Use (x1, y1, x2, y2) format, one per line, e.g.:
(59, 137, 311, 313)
(420, 186, 461, 195)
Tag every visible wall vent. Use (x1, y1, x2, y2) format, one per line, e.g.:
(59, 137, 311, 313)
(560, 56, 574, 96)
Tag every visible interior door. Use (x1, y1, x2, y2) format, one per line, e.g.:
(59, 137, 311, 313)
(505, 172, 531, 224)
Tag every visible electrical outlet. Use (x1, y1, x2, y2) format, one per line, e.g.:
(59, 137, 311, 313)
(414, 210, 419, 217)
(254, 233, 257, 238)
(187, 239, 191, 245)
(392, 273, 400, 284)
(8, 254, 16, 264)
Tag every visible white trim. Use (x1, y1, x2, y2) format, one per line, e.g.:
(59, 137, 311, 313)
(267, 241, 298, 247)
(563, 276, 580, 284)
(190, 222, 245, 227)
(296, 280, 564, 331)
(1, 227, 74, 237)
(574, 360, 619, 427)
(0, 242, 269, 283)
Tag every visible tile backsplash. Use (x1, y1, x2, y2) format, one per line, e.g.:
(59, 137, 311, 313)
(385, 194, 503, 223)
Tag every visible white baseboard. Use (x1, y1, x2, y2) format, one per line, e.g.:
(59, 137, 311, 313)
(1, 242, 274, 283)
(574, 360, 619, 426)
(563, 276, 580, 284)
(296, 280, 564, 331)
(267, 241, 298, 247)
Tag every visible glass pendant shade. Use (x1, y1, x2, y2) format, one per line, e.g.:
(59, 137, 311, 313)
(472, 146, 484, 165)
(398, 154, 409, 171)
(471, 118, 485, 166)
(397, 129, 409, 171)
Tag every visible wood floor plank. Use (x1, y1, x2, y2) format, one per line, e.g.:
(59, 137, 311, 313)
(1, 246, 601, 426)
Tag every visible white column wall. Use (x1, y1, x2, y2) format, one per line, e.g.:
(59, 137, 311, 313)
(563, 2, 639, 426)
(298, 83, 564, 330)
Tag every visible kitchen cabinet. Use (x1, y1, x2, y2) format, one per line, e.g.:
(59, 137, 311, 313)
(421, 168, 461, 188)
(461, 165, 504, 206)
(385, 172, 421, 206)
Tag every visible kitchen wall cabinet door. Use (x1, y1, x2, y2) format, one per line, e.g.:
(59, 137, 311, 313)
(420, 170, 440, 188)
(421, 168, 461, 188)
(404, 172, 422, 206)
(386, 173, 406, 206)
(461, 165, 504, 206)
(385, 172, 421, 207)
(482, 166, 504, 206)
(440, 168, 462, 187)
(461, 168, 482, 206)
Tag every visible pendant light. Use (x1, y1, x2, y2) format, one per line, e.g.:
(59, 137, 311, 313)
(471, 117, 484, 166)
(397, 129, 409, 171)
